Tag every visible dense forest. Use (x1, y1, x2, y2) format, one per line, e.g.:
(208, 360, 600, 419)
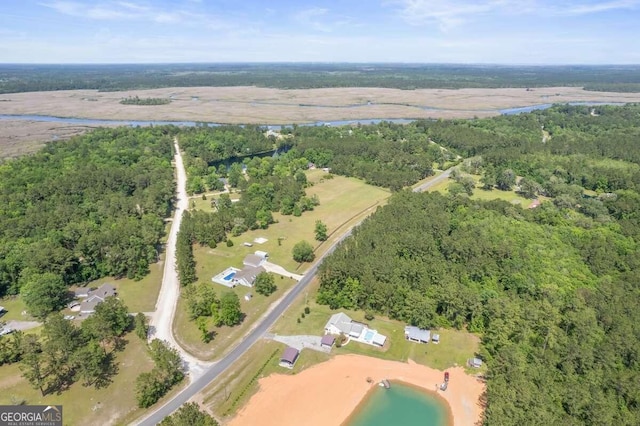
(318, 105, 640, 425)
(1, 63, 640, 93)
(0, 127, 177, 301)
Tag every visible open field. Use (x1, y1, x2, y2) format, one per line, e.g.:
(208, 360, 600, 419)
(0, 331, 155, 426)
(173, 170, 390, 359)
(192, 171, 390, 273)
(427, 173, 533, 206)
(3, 86, 640, 157)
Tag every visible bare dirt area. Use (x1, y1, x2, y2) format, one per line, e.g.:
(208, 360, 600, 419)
(3, 86, 640, 157)
(228, 354, 484, 426)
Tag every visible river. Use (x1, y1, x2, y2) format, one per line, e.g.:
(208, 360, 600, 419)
(0, 102, 627, 128)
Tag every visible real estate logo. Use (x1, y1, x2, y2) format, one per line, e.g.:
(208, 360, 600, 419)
(0, 405, 62, 426)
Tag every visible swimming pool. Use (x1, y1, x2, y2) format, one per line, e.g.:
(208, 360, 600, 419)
(224, 272, 236, 281)
(364, 330, 375, 341)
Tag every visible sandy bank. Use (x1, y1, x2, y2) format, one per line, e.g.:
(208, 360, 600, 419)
(228, 354, 484, 426)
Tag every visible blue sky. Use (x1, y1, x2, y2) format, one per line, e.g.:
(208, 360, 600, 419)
(1, 0, 639, 63)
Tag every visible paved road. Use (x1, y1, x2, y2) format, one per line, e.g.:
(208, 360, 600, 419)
(136, 226, 353, 425)
(412, 168, 455, 193)
(137, 164, 453, 425)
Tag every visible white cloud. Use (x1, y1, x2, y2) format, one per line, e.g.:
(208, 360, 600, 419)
(294, 7, 333, 32)
(39, 0, 209, 25)
(558, 0, 639, 15)
(391, 0, 640, 30)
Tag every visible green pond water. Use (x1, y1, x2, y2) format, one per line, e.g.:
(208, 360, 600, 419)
(348, 383, 449, 426)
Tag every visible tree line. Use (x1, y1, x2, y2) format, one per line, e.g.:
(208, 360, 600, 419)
(2, 64, 640, 93)
(0, 127, 177, 303)
(317, 105, 640, 425)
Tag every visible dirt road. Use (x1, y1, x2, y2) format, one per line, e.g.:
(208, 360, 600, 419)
(148, 138, 211, 378)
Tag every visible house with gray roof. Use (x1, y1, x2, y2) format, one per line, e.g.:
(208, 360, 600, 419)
(243, 254, 265, 268)
(233, 265, 266, 287)
(79, 283, 117, 315)
(325, 312, 359, 336)
(405, 326, 431, 344)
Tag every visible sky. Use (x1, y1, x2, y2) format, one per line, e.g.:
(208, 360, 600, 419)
(1, 0, 639, 64)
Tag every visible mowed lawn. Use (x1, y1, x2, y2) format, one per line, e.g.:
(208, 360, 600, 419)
(173, 275, 297, 360)
(198, 171, 390, 274)
(0, 331, 155, 426)
(427, 173, 532, 206)
(272, 279, 481, 372)
(83, 258, 164, 313)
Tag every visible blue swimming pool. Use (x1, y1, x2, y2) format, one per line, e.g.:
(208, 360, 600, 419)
(224, 272, 236, 281)
(364, 330, 375, 341)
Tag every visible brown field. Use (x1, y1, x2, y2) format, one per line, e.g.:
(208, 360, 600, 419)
(3, 85, 640, 157)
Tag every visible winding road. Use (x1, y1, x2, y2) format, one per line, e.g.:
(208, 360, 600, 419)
(136, 142, 454, 425)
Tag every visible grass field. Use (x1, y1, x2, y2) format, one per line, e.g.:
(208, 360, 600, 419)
(272, 280, 480, 371)
(175, 171, 389, 360)
(173, 275, 297, 360)
(0, 296, 29, 321)
(83, 258, 164, 313)
(198, 339, 331, 421)
(427, 173, 532, 206)
(191, 171, 390, 273)
(0, 331, 155, 425)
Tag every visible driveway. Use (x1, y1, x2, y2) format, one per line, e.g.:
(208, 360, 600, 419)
(262, 261, 304, 281)
(265, 333, 331, 354)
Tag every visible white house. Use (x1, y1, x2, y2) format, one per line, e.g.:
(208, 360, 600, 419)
(325, 312, 361, 337)
(324, 312, 387, 347)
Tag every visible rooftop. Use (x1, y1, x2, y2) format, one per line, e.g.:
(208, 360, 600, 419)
(281, 347, 300, 364)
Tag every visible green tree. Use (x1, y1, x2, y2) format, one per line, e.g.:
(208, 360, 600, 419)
(135, 371, 166, 408)
(72, 340, 110, 387)
(314, 220, 328, 241)
(218, 292, 242, 326)
(20, 272, 68, 319)
(134, 313, 149, 340)
(292, 241, 315, 263)
(496, 168, 516, 191)
(82, 297, 131, 349)
(254, 272, 277, 296)
(160, 402, 219, 426)
(196, 317, 211, 343)
(19, 334, 46, 396)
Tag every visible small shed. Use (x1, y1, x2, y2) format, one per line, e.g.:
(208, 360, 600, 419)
(279, 347, 300, 369)
(320, 335, 335, 348)
(254, 250, 269, 259)
(372, 333, 387, 347)
(243, 242, 253, 247)
(470, 357, 483, 368)
(432, 333, 440, 344)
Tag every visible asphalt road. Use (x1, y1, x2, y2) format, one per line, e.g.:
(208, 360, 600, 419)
(137, 166, 451, 425)
(136, 229, 353, 425)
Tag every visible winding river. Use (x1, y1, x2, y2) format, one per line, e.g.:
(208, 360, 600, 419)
(0, 101, 627, 128)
